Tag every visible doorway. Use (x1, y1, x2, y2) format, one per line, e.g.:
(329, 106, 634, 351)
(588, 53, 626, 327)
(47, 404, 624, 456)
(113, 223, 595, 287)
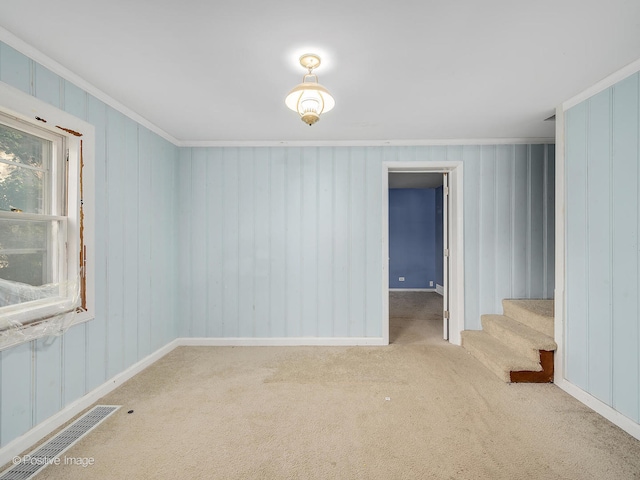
(387, 173, 445, 343)
(382, 162, 464, 346)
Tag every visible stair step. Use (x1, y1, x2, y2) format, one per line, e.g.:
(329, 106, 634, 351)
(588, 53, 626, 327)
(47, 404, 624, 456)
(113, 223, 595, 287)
(461, 330, 542, 382)
(482, 314, 557, 362)
(502, 299, 554, 337)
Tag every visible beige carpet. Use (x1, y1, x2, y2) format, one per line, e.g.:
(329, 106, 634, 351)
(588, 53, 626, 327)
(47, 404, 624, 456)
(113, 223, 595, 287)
(10, 292, 640, 479)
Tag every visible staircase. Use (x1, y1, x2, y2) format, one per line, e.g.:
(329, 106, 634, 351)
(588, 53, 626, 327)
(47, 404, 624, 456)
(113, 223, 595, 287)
(461, 299, 556, 383)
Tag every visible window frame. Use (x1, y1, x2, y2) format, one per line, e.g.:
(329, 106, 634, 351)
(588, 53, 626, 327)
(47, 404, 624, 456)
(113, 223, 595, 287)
(0, 81, 95, 343)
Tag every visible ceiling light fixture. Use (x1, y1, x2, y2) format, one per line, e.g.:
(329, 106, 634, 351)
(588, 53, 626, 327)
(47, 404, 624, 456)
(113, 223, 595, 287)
(285, 54, 335, 126)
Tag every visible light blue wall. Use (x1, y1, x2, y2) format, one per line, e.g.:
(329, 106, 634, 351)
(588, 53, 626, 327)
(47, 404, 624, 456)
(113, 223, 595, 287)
(565, 71, 640, 424)
(389, 188, 438, 289)
(0, 42, 180, 447)
(178, 145, 555, 338)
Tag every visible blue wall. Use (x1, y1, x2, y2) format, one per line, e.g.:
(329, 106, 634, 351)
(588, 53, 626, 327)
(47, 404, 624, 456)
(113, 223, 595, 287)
(389, 188, 438, 289)
(564, 71, 640, 425)
(0, 42, 180, 448)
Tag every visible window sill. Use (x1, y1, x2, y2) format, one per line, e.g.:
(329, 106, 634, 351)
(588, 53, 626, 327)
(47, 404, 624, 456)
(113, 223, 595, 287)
(0, 299, 94, 351)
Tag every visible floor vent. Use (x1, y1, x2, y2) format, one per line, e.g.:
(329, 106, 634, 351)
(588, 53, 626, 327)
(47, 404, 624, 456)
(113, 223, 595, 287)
(0, 405, 120, 480)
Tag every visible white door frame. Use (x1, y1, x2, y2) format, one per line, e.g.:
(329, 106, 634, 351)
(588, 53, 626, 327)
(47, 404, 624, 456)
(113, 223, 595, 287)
(442, 172, 449, 340)
(382, 161, 465, 345)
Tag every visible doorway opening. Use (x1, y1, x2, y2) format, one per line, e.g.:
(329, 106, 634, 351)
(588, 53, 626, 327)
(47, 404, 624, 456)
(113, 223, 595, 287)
(387, 173, 445, 344)
(382, 162, 464, 346)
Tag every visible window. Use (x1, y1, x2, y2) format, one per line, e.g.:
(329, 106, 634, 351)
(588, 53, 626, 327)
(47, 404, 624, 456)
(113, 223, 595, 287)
(0, 116, 66, 279)
(0, 83, 95, 348)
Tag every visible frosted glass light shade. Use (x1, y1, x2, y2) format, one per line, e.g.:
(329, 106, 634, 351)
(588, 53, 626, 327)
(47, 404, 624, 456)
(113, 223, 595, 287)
(285, 82, 335, 113)
(285, 77, 335, 125)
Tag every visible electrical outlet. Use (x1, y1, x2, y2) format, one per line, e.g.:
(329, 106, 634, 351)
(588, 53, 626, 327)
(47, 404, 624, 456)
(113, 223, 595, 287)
(429, 281, 434, 287)
(399, 277, 405, 282)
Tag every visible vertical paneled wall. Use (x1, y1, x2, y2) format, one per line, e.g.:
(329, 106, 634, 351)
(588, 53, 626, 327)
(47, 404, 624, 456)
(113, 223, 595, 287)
(178, 147, 384, 338)
(565, 72, 640, 424)
(0, 42, 180, 447)
(178, 144, 555, 337)
(463, 144, 555, 327)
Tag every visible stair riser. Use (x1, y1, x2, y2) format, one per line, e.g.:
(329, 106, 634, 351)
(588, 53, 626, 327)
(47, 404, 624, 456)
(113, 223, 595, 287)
(481, 319, 542, 363)
(502, 303, 554, 337)
(461, 331, 542, 381)
(461, 338, 511, 383)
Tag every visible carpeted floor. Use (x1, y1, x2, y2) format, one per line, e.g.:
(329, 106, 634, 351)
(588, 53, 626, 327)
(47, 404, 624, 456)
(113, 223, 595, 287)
(389, 290, 444, 344)
(9, 292, 640, 479)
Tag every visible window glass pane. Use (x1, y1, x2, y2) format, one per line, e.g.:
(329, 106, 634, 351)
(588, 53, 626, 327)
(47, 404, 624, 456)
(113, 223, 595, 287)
(0, 164, 45, 214)
(0, 218, 49, 286)
(0, 253, 45, 286)
(0, 123, 49, 168)
(0, 122, 50, 214)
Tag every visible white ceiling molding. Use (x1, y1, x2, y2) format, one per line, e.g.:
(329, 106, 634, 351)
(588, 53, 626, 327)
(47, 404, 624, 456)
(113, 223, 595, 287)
(0, 26, 180, 146)
(562, 57, 640, 112)
(182, 138, 555, 148)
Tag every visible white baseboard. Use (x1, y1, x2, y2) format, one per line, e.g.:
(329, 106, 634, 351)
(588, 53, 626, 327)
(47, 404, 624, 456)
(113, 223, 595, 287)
(389, 288, 436, 292)
(555, 378, 640, 441)
(0, 338, 180, 467)
(435, 284, 444, 295)
(179, 337, 387, 347)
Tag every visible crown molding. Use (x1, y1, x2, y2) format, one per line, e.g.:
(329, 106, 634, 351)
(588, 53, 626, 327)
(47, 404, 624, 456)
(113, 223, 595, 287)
(181, 138, 555, 148)
(562, 57, 640, 111)
(0, 26, 180, 146)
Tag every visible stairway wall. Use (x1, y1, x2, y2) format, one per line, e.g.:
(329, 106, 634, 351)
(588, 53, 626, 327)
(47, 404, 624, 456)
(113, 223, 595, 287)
(564, 70, 640, 424)
(463, 145, 555, 328)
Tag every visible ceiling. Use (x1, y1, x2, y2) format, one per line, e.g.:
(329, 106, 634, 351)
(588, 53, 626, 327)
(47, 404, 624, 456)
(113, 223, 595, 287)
(1, 1, 639, 144)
